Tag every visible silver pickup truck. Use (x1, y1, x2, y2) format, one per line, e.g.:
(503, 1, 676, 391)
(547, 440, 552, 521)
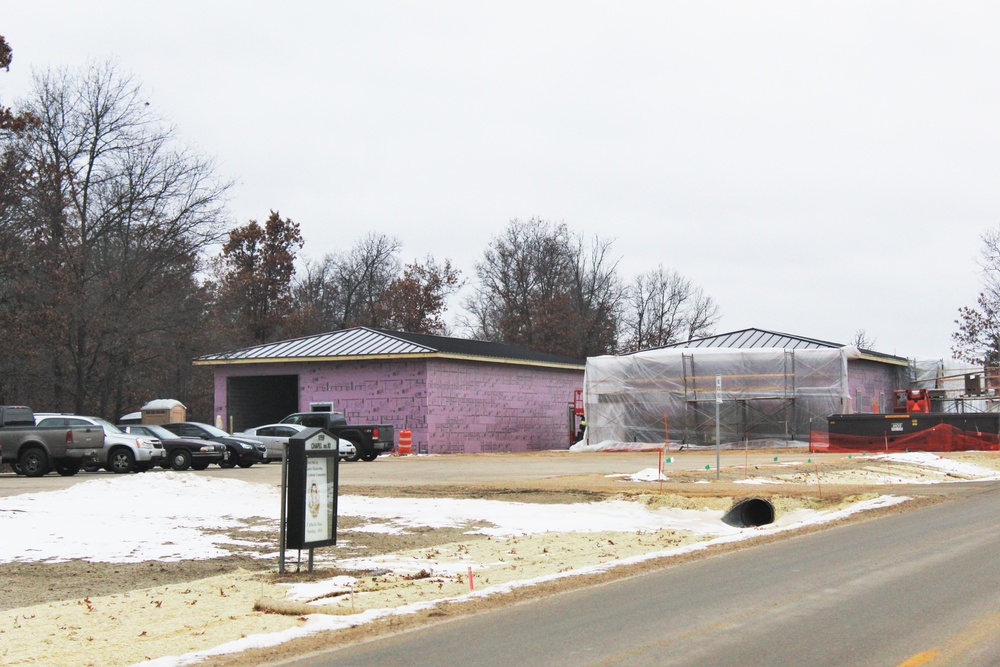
(0, 405, 105, 477)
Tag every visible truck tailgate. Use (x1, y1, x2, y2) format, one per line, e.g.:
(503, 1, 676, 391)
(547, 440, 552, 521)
(69, 426, 104, 450)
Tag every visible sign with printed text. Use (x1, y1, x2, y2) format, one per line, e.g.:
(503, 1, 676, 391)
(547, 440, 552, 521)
(304, 457, 335, 543)
(306, 433, 338, 451)
(285, 427, 339, 549)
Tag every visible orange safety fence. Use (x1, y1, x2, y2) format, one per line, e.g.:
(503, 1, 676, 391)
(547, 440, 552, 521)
(810, 424, 1000, 453)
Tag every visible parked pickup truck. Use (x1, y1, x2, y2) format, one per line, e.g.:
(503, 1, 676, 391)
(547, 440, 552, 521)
(0, 405, 105, 477)
(279, 411, 394, 462)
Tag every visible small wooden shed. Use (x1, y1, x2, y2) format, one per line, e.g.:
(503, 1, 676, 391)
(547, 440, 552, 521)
(139, 399, 187, 425)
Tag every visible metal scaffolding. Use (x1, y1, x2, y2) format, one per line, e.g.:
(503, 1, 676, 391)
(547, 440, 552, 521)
(584, 347, 851, 447)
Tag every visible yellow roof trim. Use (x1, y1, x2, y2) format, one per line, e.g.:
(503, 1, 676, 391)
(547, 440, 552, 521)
(194, 351, 584, 371)
(855, 352, 909, 366)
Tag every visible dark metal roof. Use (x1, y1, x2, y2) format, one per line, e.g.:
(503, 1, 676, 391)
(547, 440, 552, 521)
(663, 328, 844, 351)
(195, 327, 585, 368)
(653, 328, 908, 364)
(371, 329, 585, 365)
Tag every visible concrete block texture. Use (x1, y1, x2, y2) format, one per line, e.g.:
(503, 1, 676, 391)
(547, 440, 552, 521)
(216, 358, 582, 454)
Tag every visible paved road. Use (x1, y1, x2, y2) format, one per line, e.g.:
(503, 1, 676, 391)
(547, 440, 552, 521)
(281, 481, 1000, 667)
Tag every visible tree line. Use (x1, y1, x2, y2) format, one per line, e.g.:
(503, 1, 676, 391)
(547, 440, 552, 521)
(0, 40, 720, 421)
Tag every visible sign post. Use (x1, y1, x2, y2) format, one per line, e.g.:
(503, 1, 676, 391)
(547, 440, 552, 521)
(715, 374, 722, 481)
(282, 427, 339, 572)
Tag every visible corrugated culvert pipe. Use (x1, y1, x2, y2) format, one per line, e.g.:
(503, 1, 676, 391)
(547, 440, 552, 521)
(722, 498, 775, 527)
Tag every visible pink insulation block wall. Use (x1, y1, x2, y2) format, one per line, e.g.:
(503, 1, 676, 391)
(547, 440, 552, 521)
(213, 358, 583, 454)
(425, 359, 583, 454)
(847, 359, 905, 414)
(297, 359, 430, 447)
(212, 359, 430, 445)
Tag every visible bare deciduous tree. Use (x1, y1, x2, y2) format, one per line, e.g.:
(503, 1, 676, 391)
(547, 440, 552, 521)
(464, 218, 623, 358)
(568, 234, 626, 357)
(287, 254, 342, 335)
(2, 61, 229, 415)
(337, 232, 402, 328)
(851, 329, 876, 350)
(620, 265, 719, 353)
(289, 232, 402, 333)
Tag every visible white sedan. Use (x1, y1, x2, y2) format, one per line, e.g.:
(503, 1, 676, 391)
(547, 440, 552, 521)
(234, 423, 356, 462)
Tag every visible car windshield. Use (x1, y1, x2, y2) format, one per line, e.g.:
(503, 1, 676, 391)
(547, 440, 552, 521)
(89, 417, 123, 434)
(267, 424, 303, 432)
(284, 414, 333, 427)
(139, 424, 178, 440)
(197, 423, 231, 437)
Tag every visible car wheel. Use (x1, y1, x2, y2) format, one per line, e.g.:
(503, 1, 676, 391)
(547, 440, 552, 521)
(361, 451, 379, 462)
(218, 452, 237, 469)
(18, 448, 49, 477)
(83, 463, 101, 473)
(344, 439, 362, 462)
(170, 449, 192, 471)
(108, 448, 136, 474)
(56, 462, 81, 476)
(237, 461, 254, 468)
(11, 462, 24, 475)
(190, 461, 209, 471)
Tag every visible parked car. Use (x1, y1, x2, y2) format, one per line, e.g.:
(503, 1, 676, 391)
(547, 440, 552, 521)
(159, 422, 266, 468)
(0, 405, 105, 477)
(34, 414, 165, 474)
(119, 424, 228, 471)
(279, 411, 394, 462)
(234, 423, 357, 461)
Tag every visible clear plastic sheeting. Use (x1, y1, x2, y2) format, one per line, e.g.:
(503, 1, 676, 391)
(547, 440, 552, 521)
(909, 357, 1000, 414)
(584, 347, 851, 448)
(910, 357, 949, 388)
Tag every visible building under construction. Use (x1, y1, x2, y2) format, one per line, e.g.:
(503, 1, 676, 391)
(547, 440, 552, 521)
(583, 328, 912, 448)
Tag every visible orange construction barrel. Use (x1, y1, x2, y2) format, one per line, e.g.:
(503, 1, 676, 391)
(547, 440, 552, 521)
(398, 429, 412, 455)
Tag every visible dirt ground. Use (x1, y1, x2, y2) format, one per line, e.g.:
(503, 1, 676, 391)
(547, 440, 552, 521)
(1, 450, 997, 667)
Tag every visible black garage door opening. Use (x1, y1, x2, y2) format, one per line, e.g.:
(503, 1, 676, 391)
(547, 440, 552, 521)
(227, 375, 298, 431)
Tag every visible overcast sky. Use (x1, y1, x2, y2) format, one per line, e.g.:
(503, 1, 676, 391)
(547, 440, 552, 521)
(4, 2, 998, 359)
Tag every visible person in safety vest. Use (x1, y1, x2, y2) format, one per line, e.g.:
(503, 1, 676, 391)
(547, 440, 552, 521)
(575, 415, 586, 442)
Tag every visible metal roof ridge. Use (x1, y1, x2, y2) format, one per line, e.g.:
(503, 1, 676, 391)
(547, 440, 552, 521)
(193, 331, 336, 361)
(194, 327, 434, 361)
(672, 327, 843, 348)
(627, 327, 907, 363)
(364, 327, 441, 352)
